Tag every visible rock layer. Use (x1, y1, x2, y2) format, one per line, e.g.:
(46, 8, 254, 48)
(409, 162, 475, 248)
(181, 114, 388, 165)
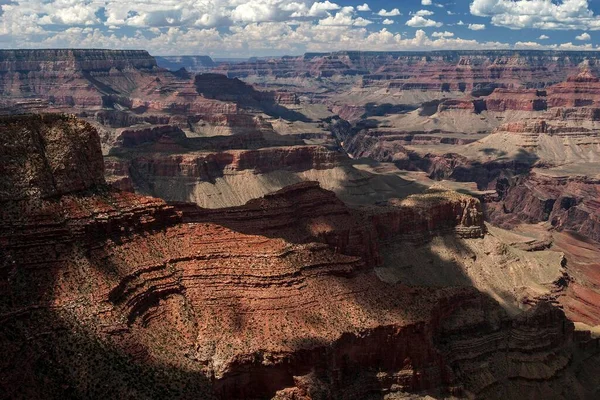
(2, 115, 599, 399)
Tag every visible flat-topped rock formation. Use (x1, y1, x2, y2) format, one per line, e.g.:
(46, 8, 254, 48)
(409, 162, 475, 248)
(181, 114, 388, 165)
(214, 50, 600, 91)
(155, 55, 216, 71)
(0, 49, 157, 71)
(0, 49, 161, 110)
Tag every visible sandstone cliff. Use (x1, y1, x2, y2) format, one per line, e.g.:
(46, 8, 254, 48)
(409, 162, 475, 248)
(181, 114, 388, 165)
(2, 115, 599, 399)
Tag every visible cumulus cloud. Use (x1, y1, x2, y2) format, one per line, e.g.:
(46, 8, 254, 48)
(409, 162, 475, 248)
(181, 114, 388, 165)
(414, 10, 434, 17)
(558, 41, 594, 50)
(0, 0, 596, 56)
(406, 15, 443, 28)
(457, 20, 465, 25)
(422, 0, 432, 5)
(539, 34, 549, 39)
(432, 31, 454, 37)
(307, 1, 342, 17)
(468, 23, 486, 31)
(470, 0, 600, 31)
(377, 8, 401, 17)
(514, 41, 546, 49)
(576, 32, 591, 41)
(317, 6, 372, 27)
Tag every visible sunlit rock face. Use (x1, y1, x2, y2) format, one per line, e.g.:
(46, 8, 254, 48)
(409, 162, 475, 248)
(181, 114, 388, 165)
(1, 114, 599, 400)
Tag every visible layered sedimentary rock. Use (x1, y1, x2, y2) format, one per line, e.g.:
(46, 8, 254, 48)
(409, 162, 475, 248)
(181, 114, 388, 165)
(486, 172, 600, 242)
(105, 145, 345, 206)
(0, 49, 158, 110)
(155, 55, 216, 71)
(215, 50, 600, 90)
(0, 50, 307, 159)
(3, 114, 599, 399)
(548, 69, 600, 108)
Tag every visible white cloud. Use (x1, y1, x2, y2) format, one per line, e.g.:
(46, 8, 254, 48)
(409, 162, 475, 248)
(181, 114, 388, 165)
(308, 1, 342, 17)
(457, 20, 465, 25)
(576, 32, 591, 41)
(468, 23, 486, 31)
(377, 8, 401, 17)
(538, 34, 549, 39)
(406, 15, 443, 28)
(515, 41, 544, 49)
(422, 0, 432, 5)
(558, 41, 594, 50)
(432, 31, 454, 37)
(470, 0, 600, 31)
(317, 5, 372, 27)
(414, 10, 434, 17)
(0, 0, 596, 57)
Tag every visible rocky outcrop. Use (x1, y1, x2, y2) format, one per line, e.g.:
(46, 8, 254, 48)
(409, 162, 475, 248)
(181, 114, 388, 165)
(368, 189, 486, 241)
(195, 73, 299, 106)
(483, 88, 547, 111)
(486, 172, 600, 242)
(0, 49, 159, 109)
(105, 144, 344, 204)
(2, 114, 600, 400)
(114, 125, 187, 148)
(110, 144, 342, 180)
(0, 114, 104, 201)
(548, 69, 600, 108)
(155, 55, 216, 71)
(215, 50, 600, 91)
(0, 49, 157, 71)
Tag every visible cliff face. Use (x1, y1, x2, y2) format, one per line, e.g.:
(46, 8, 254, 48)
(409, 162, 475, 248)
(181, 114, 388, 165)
(0, 114, 105, 201)
(0, 49, 159, 110)
(0, 49, 157, 72)
(155, 55, 215, 71)
(3, 115, 599, 399)
(214, 50, 600, 91)
(486, 172, 600, 242)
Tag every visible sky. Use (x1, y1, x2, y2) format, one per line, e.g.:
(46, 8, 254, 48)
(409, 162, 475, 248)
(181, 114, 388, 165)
(2, 0, 600, 57)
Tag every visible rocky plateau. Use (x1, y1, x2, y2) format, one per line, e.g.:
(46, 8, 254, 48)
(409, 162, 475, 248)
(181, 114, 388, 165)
(1, 49, 600, 399)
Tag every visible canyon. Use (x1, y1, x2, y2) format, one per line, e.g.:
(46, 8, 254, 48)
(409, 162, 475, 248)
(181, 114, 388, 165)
(1, 49, 600, 399)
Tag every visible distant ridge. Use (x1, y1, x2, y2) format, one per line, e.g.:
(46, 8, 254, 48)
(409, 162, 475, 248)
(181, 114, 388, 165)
(0, 49, 157, 71)
(155, 55, 216, 71)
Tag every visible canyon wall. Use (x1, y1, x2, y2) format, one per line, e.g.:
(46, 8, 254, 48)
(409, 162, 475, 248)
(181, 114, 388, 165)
(2, 115, 599, 399)
(215, 50, 600, 91)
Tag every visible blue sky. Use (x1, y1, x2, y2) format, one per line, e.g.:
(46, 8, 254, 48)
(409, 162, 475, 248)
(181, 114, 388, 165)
(1, 0, 600, 56)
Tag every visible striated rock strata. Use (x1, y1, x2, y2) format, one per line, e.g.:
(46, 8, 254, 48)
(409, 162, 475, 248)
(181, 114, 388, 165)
(2, 115, 600, 399)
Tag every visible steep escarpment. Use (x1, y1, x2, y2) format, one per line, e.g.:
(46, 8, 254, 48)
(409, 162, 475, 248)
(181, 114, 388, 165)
(105, 145, 343, 206)
(3, 115, 599, 399)
(215, 50, 600, 90)
(0, 49, 157, 71)
(155, 55, 216, 71)
(0, 49, 159, 110)
(486, 172, 600, 242)
(0, 114, 105, 200)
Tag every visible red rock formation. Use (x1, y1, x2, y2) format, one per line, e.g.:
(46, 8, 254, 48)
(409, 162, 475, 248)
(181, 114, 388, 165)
(0, 114, 105, 200)
(548, 69, 600, 108)
(368, 190, 485, 241)
(104, 145, 344, 195)
(0, 49, 158, 110)
(114, 125, 187, 148)
(215, 50, 600, 92)
(486, 172, 600, 242)
(483, 88, 547, 111)
(3, 101, 600, 400)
